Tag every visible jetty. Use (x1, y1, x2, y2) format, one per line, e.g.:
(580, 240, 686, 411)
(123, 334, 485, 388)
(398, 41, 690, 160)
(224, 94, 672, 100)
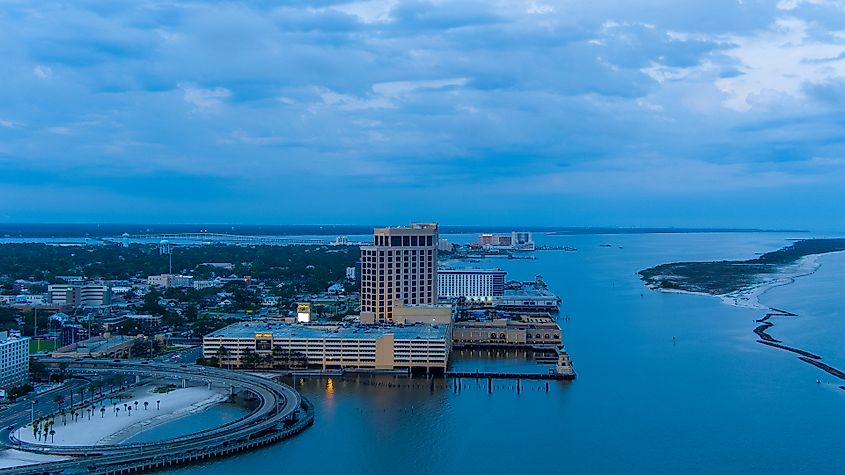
(446, 370, 574, 381)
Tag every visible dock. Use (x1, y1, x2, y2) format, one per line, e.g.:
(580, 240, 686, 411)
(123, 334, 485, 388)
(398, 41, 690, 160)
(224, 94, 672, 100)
(446, 370, 575, 381)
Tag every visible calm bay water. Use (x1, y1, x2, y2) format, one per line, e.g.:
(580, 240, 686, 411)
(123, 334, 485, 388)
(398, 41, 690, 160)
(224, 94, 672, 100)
(147, 232, 844, 474)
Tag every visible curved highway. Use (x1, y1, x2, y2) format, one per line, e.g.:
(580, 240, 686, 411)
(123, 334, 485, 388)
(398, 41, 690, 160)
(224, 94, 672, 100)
(0, 360, 313, 474)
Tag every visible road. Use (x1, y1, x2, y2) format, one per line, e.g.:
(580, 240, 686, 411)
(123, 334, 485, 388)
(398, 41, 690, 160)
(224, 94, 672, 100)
(0, 360, 308, 475)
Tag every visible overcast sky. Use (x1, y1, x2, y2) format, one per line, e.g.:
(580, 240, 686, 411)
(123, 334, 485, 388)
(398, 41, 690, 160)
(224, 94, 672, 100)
(1, 0, 844, 229)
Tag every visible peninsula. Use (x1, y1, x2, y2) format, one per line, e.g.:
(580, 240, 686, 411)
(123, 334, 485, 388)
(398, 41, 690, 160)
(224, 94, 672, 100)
(639, 238, 845, 300)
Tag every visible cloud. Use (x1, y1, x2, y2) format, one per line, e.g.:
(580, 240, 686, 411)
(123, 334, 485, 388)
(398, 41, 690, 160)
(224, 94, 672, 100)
(178, 83, 232, 112)
(371, 77, 469, 96)
(715, 17, 845, 111)
(0, 0, 844, 226)
(33, 65, 52, 79)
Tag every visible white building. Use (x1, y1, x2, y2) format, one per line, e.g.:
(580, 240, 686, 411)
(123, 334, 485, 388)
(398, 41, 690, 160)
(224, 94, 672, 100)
(48, 284, 110, 306)
(193, 280, 216, 290)
(437, 238, 453, 252)
(0, 331, 29, 388)
(147, 274, 194, 289)
(437, 268, 507, 304)
(345, 266, 356, 281)
(15, 294, 46, 306)
(511, 231, 535, 251)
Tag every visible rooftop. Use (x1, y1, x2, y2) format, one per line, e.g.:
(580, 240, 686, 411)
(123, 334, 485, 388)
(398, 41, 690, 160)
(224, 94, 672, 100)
(55, 335, 134, 354)
(207, 321, 450, 340)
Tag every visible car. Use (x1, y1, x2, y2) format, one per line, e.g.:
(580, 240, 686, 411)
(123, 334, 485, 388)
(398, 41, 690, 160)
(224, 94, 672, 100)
(141, 361, 149, 364)
(179, 364, 187, 368)
(112, 359, 121, 363)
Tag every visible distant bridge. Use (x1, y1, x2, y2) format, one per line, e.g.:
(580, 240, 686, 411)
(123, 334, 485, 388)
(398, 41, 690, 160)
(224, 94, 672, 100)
(115, 233, 366, 246)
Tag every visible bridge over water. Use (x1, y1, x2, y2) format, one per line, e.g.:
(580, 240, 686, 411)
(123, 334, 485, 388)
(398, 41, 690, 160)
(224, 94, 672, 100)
(110, 232, 366, 246)
(0, 360, 313, 475)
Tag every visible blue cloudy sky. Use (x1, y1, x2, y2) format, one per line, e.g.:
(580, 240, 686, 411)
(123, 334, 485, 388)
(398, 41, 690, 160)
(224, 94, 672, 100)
(1, 0, 844, 229)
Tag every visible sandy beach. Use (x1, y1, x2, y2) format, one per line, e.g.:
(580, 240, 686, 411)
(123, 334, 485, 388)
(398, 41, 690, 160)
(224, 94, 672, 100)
(718, 255, 821, 309)
(17, 385, 227, 447)
(653, 255, 822, 310)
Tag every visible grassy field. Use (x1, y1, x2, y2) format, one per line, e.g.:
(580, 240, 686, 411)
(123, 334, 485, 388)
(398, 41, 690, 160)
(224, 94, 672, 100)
(639, 238, 845, 296)
(29, 339, 60, 354)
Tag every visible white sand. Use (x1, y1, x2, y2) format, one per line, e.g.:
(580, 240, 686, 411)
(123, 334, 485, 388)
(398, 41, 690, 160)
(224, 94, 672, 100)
(0, 449, 67, 468)
(653, 255, 822, 310)
(718, 255, 820, 309)
(18, 386, 227, 447)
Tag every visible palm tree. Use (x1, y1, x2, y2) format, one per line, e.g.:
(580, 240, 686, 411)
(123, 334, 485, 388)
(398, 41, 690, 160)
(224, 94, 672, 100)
(100, 406, 106, 418)
(156, 400, 161, 410)
(133, 401, 139, 411)
(127, 406, 132, 417)
(49, 429, 55, 443)
(87, 408, 92, 420)
(61, 409, 66, 425)
(115, 407, 120, 417)
(143, 401, 149, 411)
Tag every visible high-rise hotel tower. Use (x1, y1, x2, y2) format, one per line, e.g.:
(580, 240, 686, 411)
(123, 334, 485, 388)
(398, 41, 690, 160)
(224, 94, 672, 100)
(360, 223, 439, 324)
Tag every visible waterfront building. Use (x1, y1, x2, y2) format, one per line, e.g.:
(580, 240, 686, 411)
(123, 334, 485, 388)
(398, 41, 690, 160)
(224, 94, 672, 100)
(48, 283, 111, 307)
(437, 238, 453, 252)
(147, 274, 194, 289)
(511, 231, 535, 251)
(452, 317, 562, 349)
(359, 222, 439, 324)
(203, 321, 451, 372)
(495, 288, 560, 312)
(476, 232, 534, 251)
(0, 331, 29, 388)
(346, 266, 356, 281)
(438, 268, 506, 304)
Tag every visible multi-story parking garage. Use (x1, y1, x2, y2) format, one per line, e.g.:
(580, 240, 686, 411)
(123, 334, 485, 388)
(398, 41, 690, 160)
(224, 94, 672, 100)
(204, 321, 451, 373)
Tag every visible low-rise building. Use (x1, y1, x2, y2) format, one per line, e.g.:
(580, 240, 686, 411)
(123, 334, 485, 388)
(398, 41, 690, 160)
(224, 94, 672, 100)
(48, 284, 110, 307)
(452, 318, 562, 349)
(127, 314, 163, 327)
(147, 274, 194, 289)
(203, 321, 451, 373)
(193, 280, 216, 290)
(0, 331, 29, 388)
(15, 294, 46, 306)
(52, 334, 135, 359)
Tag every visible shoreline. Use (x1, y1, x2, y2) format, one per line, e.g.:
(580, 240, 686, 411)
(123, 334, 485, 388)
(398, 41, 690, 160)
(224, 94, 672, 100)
(648, 254, 824, 310)
(650, 251, 845, 387)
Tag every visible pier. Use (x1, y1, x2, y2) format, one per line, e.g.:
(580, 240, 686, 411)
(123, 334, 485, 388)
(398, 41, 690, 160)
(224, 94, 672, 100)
(446, 371, 574, 381)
